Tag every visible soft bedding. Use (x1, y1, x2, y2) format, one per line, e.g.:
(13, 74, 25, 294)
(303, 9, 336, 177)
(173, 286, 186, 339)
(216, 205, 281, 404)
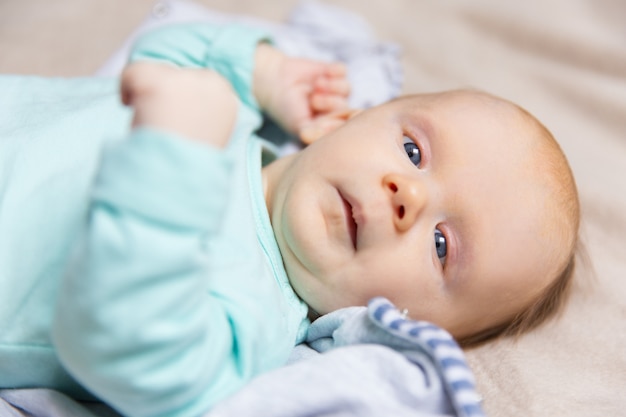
(0, 1, 624, 417)
(1, 299, 485, 417)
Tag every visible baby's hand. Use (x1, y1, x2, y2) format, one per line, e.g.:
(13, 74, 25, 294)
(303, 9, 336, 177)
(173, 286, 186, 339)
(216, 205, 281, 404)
(252, 44, 350, 140)
(121, 62, 238, 148)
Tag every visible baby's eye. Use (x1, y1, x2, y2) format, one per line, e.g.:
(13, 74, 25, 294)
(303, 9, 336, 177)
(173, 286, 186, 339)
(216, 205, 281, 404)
(435, 228, 447, 265)
(403, 135, 421, 167)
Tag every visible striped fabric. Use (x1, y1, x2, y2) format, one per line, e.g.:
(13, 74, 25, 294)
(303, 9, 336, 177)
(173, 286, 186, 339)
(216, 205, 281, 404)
(369, 297, 486, 417)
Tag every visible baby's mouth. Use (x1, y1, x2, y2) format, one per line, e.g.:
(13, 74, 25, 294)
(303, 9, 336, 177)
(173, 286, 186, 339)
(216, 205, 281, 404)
(340, 192, 358, 250)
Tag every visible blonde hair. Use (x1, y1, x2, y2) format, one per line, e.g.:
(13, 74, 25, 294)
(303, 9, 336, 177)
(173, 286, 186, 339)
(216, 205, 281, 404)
(457, 94, 581, 348)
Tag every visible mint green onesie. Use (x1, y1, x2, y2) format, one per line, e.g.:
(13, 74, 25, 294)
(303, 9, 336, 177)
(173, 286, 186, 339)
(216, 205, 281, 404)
(0, 24, 309, 417)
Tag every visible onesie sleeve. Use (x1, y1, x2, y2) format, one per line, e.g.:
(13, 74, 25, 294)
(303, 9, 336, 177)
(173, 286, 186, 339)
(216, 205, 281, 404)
(52, 24, 277, 417)
(54, 131, 240, 417)
(127, 23, 270, 111)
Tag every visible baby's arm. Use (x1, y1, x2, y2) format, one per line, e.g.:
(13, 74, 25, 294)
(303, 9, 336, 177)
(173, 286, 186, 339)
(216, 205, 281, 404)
(127, 23, 349, 142)
(52, 24, 308, 417)
(120, 62, 238, 148)
(120, 51, 350, 150)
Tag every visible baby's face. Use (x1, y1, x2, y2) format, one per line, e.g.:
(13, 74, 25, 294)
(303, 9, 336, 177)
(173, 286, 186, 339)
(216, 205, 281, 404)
(266, 92, 561, 338)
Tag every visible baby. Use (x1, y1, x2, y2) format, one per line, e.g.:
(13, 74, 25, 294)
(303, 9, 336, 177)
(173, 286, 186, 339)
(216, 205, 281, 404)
(266, 90, 580, 346)
(0, 23, 579, 417)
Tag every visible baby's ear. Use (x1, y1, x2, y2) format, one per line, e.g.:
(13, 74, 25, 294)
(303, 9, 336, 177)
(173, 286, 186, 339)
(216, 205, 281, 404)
(299, 109, 362, 145)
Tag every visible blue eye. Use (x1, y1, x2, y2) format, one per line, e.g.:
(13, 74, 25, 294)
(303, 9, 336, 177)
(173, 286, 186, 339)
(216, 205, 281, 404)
(403, 136, 421, 167)
(435, 228, 447, 264)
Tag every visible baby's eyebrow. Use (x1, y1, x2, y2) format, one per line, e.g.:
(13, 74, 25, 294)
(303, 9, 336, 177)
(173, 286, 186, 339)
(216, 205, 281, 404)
(416, 115, 435, 142)
(398, 103, 436, 140)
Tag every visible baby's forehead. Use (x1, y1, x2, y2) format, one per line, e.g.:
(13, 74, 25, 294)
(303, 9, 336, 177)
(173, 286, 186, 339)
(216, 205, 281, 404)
(397, 90, 527, 119)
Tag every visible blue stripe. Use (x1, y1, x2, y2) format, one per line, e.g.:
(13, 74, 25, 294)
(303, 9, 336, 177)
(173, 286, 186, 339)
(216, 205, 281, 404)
(372, 302, 393, 321)
(408, 326, 423, 337)
(450, 380, 474, 391)
(462, 403, 485, 416)
(416, 323, 440, 332)
(389, 318, 406, 330)
(440, 357, 468, 369)
(407, 323, 439, 337)
(426, 337, 458, 350)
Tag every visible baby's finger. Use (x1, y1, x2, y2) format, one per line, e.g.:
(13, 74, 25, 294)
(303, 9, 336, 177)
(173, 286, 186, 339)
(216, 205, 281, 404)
(299, 108, 360, 144)
(299, 116, 344, 145)
(311, 93, 349, 113)
(314, 77, 350, 97)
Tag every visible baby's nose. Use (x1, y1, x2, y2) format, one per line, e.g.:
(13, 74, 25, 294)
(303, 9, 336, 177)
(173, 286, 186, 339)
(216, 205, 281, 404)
(383, 173, 428, 233)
